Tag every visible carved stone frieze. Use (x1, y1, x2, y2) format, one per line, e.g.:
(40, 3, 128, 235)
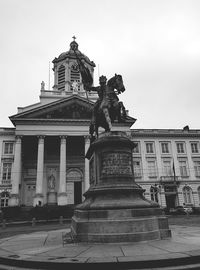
(100, 152, 132, 176)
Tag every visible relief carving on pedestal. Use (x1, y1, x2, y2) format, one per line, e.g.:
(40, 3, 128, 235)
(101, 152, 132, 176)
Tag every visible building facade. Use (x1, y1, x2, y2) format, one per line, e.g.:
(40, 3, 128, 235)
(0, 39, 200, 210)
(130, 128, 200, 209)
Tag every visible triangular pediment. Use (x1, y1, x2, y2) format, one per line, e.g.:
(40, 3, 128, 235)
(10, 96, 94, 124)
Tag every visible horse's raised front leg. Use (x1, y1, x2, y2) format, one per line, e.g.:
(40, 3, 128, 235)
(103, 108, 112, 131)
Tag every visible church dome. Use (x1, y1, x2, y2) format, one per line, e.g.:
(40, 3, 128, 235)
(53, 38, 95, 67)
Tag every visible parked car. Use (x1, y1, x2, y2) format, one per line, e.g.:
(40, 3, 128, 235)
(171, 206, 186, 215)
(183, 206, 193, 214)
(164, 206, 194, 215)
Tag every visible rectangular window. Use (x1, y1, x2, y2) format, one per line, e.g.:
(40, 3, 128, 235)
(161, 142, 169, 153)
(179, 160, 188, 177)
(191, 142, 199, 153)
(133, 160, 142, 177)
(146, 142, 154, 154)
(2, 163, 12, 184)
(183, 187, 192, 204)
(147, 160, 157, 177)
(176, 142, 185, 154)
(133, 142, 140, 153)
(1, 197, 8, 207)
(4, 142, 14, 154)
(194, 161, 200, 177)
(162, 160, 172, 176)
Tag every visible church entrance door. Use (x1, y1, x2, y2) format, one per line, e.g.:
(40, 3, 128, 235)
(24, 184, 36, 206)
(74, 181, 82, 204)
(66, 168, 83, 205)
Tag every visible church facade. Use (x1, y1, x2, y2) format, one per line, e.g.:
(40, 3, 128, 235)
(0, 39, 200, 210)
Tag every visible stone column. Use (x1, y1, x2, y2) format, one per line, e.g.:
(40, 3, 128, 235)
(58, 136, 68, 205)
(84, 135, 90, 192)
(9, 136, 22, 206)
(33, 136, 45, 206)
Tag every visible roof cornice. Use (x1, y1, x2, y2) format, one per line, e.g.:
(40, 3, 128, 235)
(129, 129, 200, 138)
(9, 95, 94, 119)
(11, 118, 91, 126)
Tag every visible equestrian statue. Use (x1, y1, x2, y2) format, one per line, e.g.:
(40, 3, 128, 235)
(73, 46, 127, 142)
(85, 74, 127, 142)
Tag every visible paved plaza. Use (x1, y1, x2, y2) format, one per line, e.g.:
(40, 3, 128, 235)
(1, 224, 200, 269)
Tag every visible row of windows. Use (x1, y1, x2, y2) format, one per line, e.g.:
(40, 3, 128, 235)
(2, 158, 200, 184)
(133, 159, 200, 178)
(2, 141, 200, 157)
(0, 185, 197, 208)
(133, 141, 200, 155)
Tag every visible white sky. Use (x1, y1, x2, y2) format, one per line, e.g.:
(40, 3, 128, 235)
(0, 0, 200, 129)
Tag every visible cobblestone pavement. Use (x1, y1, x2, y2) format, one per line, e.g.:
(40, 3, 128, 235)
(0, 225, 200, 269)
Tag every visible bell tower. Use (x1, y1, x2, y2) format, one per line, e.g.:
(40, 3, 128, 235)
(52, 37, 96, 94)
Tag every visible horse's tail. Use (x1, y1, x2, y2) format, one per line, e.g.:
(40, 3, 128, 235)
(103, 108, 112, 131)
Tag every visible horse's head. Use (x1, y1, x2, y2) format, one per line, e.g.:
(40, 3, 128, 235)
(108, 74, 125, 94)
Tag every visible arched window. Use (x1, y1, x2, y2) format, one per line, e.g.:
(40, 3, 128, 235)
(183, 186, 192, 204)
(0, 191, 9, 207)
(58, 65, 65, 91)
(70, 63, 80, 91)
(66, 168, 83, 182)
(150, 185, 159, 203)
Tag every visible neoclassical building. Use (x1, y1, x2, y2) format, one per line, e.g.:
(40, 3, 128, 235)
(0, 39, 200, 210)
(0, 39, 134, 208)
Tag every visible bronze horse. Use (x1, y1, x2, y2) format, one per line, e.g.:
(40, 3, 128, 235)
(89, 74, 126, 142)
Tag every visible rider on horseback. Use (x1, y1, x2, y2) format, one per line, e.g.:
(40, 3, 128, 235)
(85, 74, 127, 142)
(85, 75, 107, 126)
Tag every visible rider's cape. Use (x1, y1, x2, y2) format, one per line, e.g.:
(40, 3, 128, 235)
(74, 52, 93, 88)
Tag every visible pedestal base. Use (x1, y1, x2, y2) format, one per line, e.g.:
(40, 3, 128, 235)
(72, 207, 171, 243)
(71, 186, 171, 242)
(71, 131, 171, 243)
(47, 191, 57, 205)
(57, 192, 68, 205)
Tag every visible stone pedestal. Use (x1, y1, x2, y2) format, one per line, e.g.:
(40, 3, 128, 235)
(47, 191, 57, 205)
(57, 192, 68, 205)
(71, 131, 171, 243)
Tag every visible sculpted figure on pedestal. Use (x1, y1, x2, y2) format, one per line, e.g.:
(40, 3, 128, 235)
(85, 74, 127, 142)
(48, 174, 55, 190)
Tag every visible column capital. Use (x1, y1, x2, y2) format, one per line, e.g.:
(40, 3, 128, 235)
(15, 135, 23, 142)
(60, 135, 67, 140)
(37, 135, 45, 139)
(37, 135, 45, 143)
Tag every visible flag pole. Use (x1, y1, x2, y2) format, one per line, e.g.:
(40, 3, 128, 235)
(48, 61, 50, 90)
(172, 158, 176, 182)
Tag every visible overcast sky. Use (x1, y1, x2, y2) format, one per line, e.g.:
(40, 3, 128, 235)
(0, 0, 200, 129)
